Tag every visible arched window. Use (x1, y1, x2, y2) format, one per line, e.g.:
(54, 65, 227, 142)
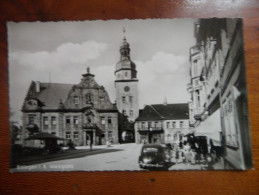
(86, 93, 93, 103)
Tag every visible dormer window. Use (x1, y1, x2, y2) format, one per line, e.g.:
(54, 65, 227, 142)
(26, 99, 38, 109)
(74, 96, 79, 105)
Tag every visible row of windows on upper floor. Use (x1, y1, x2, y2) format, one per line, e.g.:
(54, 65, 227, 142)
(41, 131, 113, 140)
(117, 71, 130, 79)
(28, 115, 114, 130)
(65, 131, 114, 140)
(138, 121, 187, 129)
(122, 96, 133, 103)
(72, 93, 105, 105)
(122, 109, 134, 117)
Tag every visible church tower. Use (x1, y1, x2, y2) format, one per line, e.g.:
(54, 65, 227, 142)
(115, 29, 139, 123)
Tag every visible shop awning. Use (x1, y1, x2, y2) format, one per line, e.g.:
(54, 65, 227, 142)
(194, 109, 222, 144)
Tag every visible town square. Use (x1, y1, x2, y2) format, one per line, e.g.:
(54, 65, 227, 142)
(8, 18, 252, 171)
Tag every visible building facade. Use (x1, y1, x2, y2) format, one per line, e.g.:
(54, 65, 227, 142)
(219, 19, 252, 169)
(135, 103, 190, 145)
(22, 68, 119, 146)
(188, 18, 252, 169)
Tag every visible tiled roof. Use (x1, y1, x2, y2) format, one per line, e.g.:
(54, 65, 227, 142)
(35, 82, 73, 109)
(24, 81, 117, 111)
(136, 103, 189, 121)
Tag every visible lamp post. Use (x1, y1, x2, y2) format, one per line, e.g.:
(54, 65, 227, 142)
(148, 127, 153, 144)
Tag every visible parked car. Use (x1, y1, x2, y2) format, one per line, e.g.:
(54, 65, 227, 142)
(138, 144, 172, 170)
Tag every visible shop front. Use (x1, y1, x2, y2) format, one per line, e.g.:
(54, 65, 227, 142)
(137, 129, 164, 144)
(194, 109, 223, 161)
(194, 109, 222, 146)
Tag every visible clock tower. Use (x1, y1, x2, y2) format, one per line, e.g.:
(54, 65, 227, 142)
(115, 31, 139, 122)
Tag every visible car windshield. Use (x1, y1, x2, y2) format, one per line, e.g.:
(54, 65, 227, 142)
(143, 147, 159, 153)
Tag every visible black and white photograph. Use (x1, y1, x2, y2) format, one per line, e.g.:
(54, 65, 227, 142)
(8, 18, 253, 172)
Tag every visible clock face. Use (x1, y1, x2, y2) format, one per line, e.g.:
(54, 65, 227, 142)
(124, 86, 130, 92)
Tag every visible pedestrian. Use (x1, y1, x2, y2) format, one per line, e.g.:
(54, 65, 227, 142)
(175, 147, 179, 164)
(190, 149, 196, 165)
(67, 139, 76, 150)
(90, 139, 93, 151)
(183, 142, 191, 165)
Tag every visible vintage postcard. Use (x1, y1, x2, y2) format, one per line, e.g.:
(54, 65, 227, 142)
(8, 18, 253, 172)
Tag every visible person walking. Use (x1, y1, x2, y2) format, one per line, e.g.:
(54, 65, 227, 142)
(183, 142, 191, 165)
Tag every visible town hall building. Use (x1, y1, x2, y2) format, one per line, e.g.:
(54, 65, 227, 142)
(22, 34, 138, 146)
(22, 68, 119, 146)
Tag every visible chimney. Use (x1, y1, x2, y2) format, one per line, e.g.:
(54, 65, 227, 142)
(35, 81, 40, 92)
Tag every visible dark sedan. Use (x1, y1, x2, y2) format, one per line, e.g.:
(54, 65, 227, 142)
(138, 144, 172, 170)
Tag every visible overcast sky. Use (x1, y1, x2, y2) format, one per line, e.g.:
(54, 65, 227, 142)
(8, 19, 196, 124)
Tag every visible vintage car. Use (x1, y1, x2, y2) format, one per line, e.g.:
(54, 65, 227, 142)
(138, 144, 172, 170)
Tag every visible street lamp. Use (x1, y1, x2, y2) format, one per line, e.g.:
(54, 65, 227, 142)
(149, 127, 153, 144)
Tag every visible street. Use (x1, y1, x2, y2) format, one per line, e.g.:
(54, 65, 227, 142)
(12, 143, 223, 172)
(13, 143, 143, 172)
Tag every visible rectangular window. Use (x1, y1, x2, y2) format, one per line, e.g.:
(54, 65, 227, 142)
(66, 116, 71, 124)
(180, 121, 184, 128)
(101, 116, 105, 125)
(74, 132, 79, 139)
(122, 110, 127, 116)
(129, 96, 133, 103)
(43, 117, 49, 125)
(172, 122, 176, 128)
(167, 122, 170, 128)
(74, 96, 79, 105)
(122, 96, 126, 103)
(108, 131, 114, 143)
(43, 116, 48, 129)
(66, 116, 71, 129)
(66, 132, 71, 139)
(148, 122, 151, 128)
(51, 117, 56, 125)
(141, 122, 145, 129)
(107, 117, 112, 128)
(74, 116, 79, 128)
(155, 122, 158, 128)
(51, 116, 56, 130)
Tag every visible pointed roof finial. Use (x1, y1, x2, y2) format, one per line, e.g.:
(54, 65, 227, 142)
(123, 27, 126, 39)
(87, 67, 90, 74)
